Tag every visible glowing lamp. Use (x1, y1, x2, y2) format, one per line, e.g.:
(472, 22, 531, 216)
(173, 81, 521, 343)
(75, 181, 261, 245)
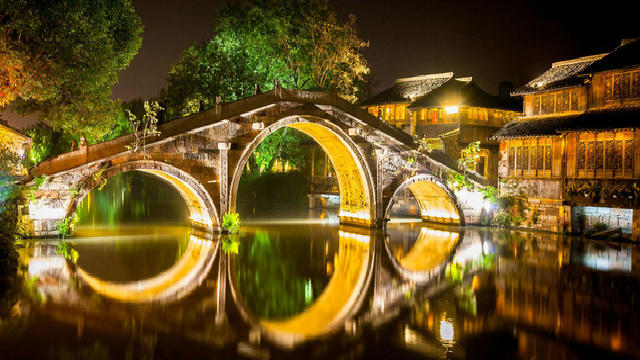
(445, 106, 459, 115)
(440, 319, 454, 342)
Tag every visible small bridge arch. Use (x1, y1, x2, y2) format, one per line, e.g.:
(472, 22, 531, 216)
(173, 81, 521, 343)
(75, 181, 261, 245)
(385, 173, 465, 225)
(68, 160, 219, 229)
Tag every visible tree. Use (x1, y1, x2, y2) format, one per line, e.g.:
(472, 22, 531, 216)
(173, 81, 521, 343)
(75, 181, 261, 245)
(164, 0, 370, 118)
(22, 123, 75, 164)
(247, 127, 309, 175)
(0, 0, 143, 142)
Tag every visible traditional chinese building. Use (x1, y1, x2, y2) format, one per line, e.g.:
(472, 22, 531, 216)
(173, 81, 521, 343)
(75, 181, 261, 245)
(362, 72, 521, 184)
(0, 120, 30, 177)
(492, 38, 640, 238)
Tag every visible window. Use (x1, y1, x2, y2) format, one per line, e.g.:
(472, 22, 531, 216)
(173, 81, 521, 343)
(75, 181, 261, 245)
(532, 89, 579, 115)
(604, 70, 640, 101)
(475, 155, 487, 177)
(507, 138, 553, 176)
(576, 132, 633, 176)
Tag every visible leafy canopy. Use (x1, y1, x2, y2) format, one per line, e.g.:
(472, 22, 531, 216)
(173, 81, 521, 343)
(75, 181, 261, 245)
(0, 0, 143, 142)
(164, 0, 369, 118)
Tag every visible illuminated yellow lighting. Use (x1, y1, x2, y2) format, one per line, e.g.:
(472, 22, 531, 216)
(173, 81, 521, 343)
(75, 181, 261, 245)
(141, 169, 215, 227)
(258, 227, 371, 343)
(407, 181, 461, 224)
(398, 227, 458, 272)
(76, 235, 215, 303)
(445, 106, 459, 115)
(288, 122, 372, 226)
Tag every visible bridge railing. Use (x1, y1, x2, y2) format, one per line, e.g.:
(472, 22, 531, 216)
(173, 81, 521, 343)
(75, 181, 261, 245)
(34, 87, 417, 176)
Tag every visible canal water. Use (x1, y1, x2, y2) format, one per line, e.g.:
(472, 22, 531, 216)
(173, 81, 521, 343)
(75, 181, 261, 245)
(1, 173, 639, 359)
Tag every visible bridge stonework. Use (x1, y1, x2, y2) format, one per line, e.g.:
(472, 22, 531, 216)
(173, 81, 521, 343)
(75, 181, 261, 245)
(25, 88, 486, 236)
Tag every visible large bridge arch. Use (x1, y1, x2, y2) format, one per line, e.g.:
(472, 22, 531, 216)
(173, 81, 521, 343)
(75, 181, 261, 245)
(385, 174, 465, 225)
(229, 114, 376, 226)
(66, 160, 220, 230)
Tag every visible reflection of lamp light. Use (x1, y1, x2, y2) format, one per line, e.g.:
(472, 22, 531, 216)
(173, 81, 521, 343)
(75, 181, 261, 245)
(445, 106, 459, 115)
(440, 319, 454, 342)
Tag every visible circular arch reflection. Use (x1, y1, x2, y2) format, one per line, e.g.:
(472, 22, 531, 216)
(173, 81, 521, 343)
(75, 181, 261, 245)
(75, 232, 218, 303)
(385, 222, 462, 284)
(228, 226, 374, 347)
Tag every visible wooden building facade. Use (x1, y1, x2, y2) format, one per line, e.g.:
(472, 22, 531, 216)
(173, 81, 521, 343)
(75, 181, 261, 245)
(493, 38, 640, 238)
(362, 72, 521, 184)
(0, 121, 30, 177)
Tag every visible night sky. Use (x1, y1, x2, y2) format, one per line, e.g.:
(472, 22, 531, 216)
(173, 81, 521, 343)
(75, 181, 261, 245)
(4, 0, 638, 128)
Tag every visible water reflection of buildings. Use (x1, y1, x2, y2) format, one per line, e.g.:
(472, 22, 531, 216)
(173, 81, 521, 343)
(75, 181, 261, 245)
(409, 229, 640, 359)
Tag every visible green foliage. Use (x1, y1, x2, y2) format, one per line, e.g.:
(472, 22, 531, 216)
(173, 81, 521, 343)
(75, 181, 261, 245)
(164, 0, 369, 118)
(222, 235, 240, 255)
(530, 207, 540, 225)
(92, 168, 108, 191)
(1, 0, 143, 141)
(447, 170, 474, 191)
(237, 171, 310, 216)
(590, 222, 609, 234)
(491, 196, 527, 228)
(480, 185, 499, 204)
(22, 123, 76, 164)
(458, 141, 481, 173)
(415, 137, 442, 153)
(56, 213, 79, 238)
(248, 127, 310, 175)
(125, 101, 163, 154)
(222, 212, 240, 234)
(56, 240, 79, 263)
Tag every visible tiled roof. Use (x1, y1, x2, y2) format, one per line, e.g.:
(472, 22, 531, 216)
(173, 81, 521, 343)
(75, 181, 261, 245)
(580, 38, 640, 74)
(361, 72, 454, 106)
(491, 106, 640, 139)
(512, 54, 607, 96)
(409, 78, 522, 111)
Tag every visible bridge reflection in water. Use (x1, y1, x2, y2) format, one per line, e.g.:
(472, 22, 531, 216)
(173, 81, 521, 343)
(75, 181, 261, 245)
(229, 226, 374, 346)
(75, 230, 217, 303)
(5, 223, 639, 359)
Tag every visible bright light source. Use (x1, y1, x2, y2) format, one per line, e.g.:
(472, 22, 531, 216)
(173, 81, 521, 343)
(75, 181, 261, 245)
(440, 319, 454, 342)
(445, 106, 459, 115)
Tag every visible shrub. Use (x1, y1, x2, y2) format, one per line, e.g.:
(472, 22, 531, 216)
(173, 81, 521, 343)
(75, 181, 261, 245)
(491, 212, 512, 228)
(590, 222, 609, 234)
(222, 212, 240, 234)
(56, 214, 79, 238)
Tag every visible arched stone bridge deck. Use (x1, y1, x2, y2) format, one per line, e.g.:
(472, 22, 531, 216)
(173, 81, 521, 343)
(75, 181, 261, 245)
(26, 88, 486, 236)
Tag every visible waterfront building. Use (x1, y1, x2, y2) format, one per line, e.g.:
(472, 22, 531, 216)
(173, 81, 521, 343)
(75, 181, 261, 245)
(362, 73, 521, 184)
(492, 38, 640, 237)
(0, 120, 30, 177)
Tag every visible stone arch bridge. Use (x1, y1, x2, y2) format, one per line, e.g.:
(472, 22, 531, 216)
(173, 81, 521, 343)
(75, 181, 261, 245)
(26, 88, 486, 236)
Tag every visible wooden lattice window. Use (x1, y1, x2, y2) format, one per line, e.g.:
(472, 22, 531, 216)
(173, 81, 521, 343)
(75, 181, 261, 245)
(544, 145, 552, 170)
(614, 140, 623, 170)
(577, 134, 634, 175)
(605, 140, 615, 170)
(604, 70, 640, 101)
(509, 146, 516, 170)
(577, 141, 586, 169)
(625, 140, 633, 171)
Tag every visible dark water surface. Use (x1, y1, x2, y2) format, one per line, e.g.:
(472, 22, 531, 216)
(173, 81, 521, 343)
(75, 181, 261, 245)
(1, 172, 639, 359)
